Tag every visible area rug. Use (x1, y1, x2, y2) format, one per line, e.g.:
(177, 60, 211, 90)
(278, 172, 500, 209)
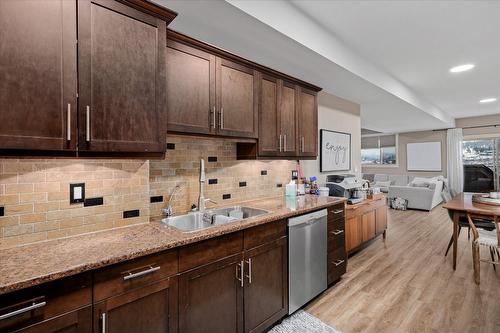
(268, 310, 342, 333)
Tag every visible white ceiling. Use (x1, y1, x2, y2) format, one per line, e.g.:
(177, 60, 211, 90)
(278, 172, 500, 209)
(289, 0, 500, 120)
(152, 0, 500, 132)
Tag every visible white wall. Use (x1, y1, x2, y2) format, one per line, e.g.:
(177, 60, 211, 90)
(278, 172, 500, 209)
(300, 92, 361, 185)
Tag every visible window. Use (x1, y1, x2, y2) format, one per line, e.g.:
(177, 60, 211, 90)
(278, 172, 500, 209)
(361, 148, 381, 165)
(462, 139, 495, 192)
(361, 134, 397, 166)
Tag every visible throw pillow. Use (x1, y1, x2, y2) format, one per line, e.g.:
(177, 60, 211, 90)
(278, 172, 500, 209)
(390, 197, 408, 210)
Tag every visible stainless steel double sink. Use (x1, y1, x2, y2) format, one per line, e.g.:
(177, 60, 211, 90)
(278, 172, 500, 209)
(161, 206, 269, 232)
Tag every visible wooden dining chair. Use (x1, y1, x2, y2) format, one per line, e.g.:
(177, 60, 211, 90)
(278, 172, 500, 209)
(467, 213, 500, 284)
(442, 192, 496, 257)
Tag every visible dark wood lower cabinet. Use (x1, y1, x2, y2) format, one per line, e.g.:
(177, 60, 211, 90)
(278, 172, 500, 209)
(9, 307, 92, 333)
(178, 254, 244, 333)
(244, 237, 287, 333)
(94, 277, 177, 333)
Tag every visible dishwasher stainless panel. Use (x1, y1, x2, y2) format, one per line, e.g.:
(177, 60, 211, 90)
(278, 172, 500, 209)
(288, 209, 327, 314)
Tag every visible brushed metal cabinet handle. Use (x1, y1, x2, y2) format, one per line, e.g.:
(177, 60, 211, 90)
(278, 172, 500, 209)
(284, 134, 287, 152)
(86, 105, 90, 142)
(333, 259, 345, 267)
(245, 258, 252, 284)
(101, 312, 106, 333)
(331, 209, 344, 215)
(0, 301, 47, 321)
(123, 266, 160, 281)
(301, 136, 305, 152)
(220, 108, 224, 129)
(330, 230, 344, 235)
(67, 103, 71, 141)
(279, 134, 282, 152)
(212, 106, 216, 129)
(236, 260, 244, 287)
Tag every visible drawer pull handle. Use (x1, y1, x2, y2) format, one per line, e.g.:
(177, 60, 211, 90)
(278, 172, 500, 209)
(236, 260, 244, 287)
(333, 259, 345, 267)
(0, 301, 46, 321)
(123, 266, 160, 281)
(245, 258, 252, 284)
(101, 312, 106, 333)
(330, 230, 344, 235)
(331, 209, 343, 214)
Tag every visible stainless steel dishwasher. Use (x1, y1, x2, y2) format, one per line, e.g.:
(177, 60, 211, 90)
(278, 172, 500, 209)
(288, 209, 327, 314)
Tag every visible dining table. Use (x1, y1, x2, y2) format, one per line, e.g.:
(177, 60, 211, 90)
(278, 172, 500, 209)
(442, 192, 500, 270)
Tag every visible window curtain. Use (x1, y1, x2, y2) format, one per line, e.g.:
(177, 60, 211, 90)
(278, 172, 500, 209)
(447, 128, 464, 196)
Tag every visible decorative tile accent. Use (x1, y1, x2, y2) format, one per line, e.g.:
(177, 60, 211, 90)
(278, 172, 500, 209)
(222, 194, 231, 200)
(83, 197, 103, 207)
(0, 207, 4, 216)
(208, 179, 218, 185)
(166, 143, 175, 150)
(123, 209, 140, 219)
(276, 183, 283, 188)
(208, 156, 217, 162)
(239, 181, 247, 187)
(150, 196, 163, 203)
(261, 170, 267, 176)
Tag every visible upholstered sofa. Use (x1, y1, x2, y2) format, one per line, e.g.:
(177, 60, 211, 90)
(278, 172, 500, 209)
(362, 174, 445, 211)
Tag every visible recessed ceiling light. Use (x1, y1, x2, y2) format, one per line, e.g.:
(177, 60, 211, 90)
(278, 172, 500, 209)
(479, 98, 497, 104)
(449, 64, 475, 73)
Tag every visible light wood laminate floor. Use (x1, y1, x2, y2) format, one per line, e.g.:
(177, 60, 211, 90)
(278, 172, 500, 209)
(306, 205, 500, 333)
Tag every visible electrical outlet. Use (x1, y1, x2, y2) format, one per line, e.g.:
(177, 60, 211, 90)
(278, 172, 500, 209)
(70, 183, 85, 204)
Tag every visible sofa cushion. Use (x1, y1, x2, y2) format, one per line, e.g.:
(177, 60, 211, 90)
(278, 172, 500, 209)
(388, 175, 408, 186)
(374, 174, 389, 182)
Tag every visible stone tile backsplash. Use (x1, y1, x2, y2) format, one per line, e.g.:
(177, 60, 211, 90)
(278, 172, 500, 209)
(0, 136, 296, 248)
(149, 136, 296, 218)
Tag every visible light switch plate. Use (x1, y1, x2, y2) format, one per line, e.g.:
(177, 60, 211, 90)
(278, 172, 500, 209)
(70, 183, 85, 204)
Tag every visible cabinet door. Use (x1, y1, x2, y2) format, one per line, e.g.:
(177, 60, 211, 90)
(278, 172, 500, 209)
(345, 216, 361, 252)
(258, 74, 280, 156)
(375, 205, 388, 235)
(361, 210, 376, 242)
(0, 0, 77, 151)
(298, 87, 318, 157)
(78, 0, 167, 153)
(279, 81, 297, 156)
(178, 254, 244, 333)
(244, 238, 287, 333)
(166, 40, 216, 135)
(12, 307, 92, 333)
(94, 277, 177, 333)
(217, 58, 258, 138)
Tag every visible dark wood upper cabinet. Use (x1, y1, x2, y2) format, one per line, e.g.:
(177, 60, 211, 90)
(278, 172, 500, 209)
(258, 74, 280, 156)
(178, 254, 244, 333)
(166, 40, 216, 135)
(297, 87, 318, 157)
(0, 0, 77, 151)
(279, 81, 298, 156)
(217, 58, 258, 138)
(243, 237, 288, 333)
(78, 0, 167, 153)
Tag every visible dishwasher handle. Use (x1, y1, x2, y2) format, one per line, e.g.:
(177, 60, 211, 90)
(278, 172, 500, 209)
(288, 210, 327, 228)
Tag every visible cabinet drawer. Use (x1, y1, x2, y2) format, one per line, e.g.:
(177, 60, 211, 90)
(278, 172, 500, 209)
(0, 273, 91, 332)
(179, 231, 243, 272)
(327, 204, 345, 222)
(94, 250, 178, 302)
(327, 249, 347, 285)
(244, 219, 286, 250)
(327, 228, 345, 253)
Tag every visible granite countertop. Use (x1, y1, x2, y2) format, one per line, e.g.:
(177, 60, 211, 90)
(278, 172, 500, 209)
(0, 194, 345, 295)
